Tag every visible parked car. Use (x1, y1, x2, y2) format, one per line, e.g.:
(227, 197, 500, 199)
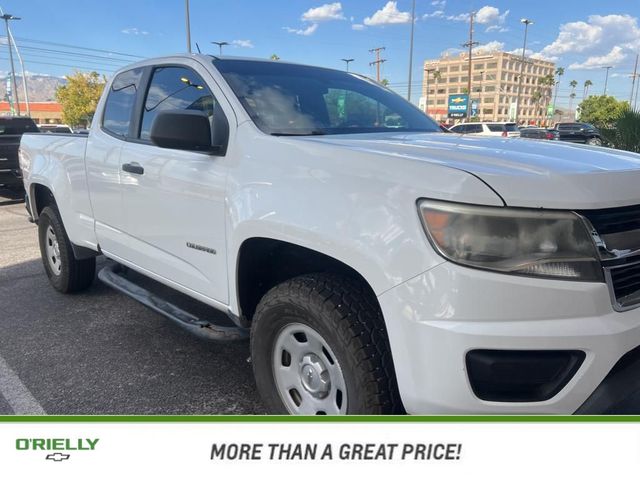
(554, 122, 603, 145)
(519, 128, 560, 140)
(0, 116, 38, 192)
(18, 54, 640, 414)
(450, 121, 520, 137)
(37, 124, 74, 134)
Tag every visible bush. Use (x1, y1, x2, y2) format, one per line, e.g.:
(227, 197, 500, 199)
(602, 109, 640, 153)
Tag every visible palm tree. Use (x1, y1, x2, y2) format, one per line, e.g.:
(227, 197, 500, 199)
(569, 93, 577, 119)
(583, 79, 593, 99)
(538, 74, 555, 125)
(433, 70, 442, 121)
(568, 80, 578, 116)
(552, 67, 564, 123)
(531, 89, 543, 125)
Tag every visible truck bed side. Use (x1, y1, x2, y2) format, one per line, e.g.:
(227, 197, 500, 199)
(19, 133, 99, 253)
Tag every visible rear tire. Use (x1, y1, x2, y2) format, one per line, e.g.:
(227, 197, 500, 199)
(38, 206, 95, 293)
(251, 273, 402, 415)
(586, 137, 602, 146)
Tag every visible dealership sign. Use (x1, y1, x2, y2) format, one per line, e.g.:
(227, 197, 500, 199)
(447, 94, 469, 118)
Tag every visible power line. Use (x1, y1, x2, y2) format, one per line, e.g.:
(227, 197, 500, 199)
(369, 47, 386, 82)
(14, 36, 144, 59)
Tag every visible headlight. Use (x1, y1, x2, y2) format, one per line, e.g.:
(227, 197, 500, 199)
(418, 200, 603, 282)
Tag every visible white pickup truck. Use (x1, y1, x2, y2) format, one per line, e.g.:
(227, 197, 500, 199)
(19, 54, 640, 415)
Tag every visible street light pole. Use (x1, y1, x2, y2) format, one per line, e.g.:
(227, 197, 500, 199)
(212, 41, 229, 56)
(2, 13, 20, 115)
(185, 0, 191, 53)
(424, 67, 435, 115)
(515, 18, 533, 124)
(602, 66, 612, 95)
(406, 0, 416, 102)
(341, 58, 354, 72)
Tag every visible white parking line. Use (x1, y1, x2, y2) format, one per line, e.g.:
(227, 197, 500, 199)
(0, 353, 45, 415)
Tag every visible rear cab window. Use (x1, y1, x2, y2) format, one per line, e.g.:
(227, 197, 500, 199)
(102, 68, 144, 137)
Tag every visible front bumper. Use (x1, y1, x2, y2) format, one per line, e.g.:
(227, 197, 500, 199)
(378, 261, 640, 414)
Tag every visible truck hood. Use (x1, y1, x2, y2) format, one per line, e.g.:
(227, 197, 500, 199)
(298, 132, 640, 210)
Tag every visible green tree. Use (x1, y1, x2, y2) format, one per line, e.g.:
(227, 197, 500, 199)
(603, 108, 640, 152)
(578, 95, 629, 128)
(583, 79, 593, 99)
(552, 67, 564, 122)
(270, 54, 280, 61)
(538, 74, 555, 125)
(55, 71, 105, 127)
(380, 78, 390, 87)
(433, 70, 442, 120)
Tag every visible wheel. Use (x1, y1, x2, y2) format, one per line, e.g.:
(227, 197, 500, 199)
(251, 273, 401, 415)
(38, 206, 96, 293)
(586, 137, 602, 146)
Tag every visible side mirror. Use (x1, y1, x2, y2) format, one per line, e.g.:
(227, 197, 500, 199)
(150, 110, 226, 154)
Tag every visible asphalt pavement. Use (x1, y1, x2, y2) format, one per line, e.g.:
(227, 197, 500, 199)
(0, 192, 264, 414)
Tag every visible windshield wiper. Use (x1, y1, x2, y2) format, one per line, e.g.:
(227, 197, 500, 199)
(270, 130, 327, 137)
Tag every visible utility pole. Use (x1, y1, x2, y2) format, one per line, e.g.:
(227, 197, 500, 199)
(185, 0, 191, 53)
(212, 41, 229, 56)
(630, 54, 639, 105)
(424, 67, 436, 115)
(0, 10, 27, 116)
(369, 47, 386, 83)
(2, 14, 20, 115)
(602, 66, 612, 95)
(462, 12, 478, 120)
(407, 0, 416, 102)
(341, 58, 354, 72)
(515, 18, 533, 124)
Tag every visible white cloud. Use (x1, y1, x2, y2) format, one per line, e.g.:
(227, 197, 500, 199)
(364, 1, 411, 26)
(352, 23, 365, 31)
(231, 39, 254, 48)
(302, 2, 345, 22)
(474, 40, 505, 54)
(569, 46, 626, 70)
(431, 0, 446, 6)
(540, 14, 640, 60)
(423, 10, 444, 19)
(475, 6, 508, 25)
(121, 27, 149, 35)
(445, 5, 508, 27)
(485, 25, 509, 33)
(283, 24, 319, 36)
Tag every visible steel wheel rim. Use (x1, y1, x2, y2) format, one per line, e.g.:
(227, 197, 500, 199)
(45, 226, 62, 276)
(272, 323, 347, 415)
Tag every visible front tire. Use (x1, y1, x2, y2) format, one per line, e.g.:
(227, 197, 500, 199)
(251, 273, 401, 415)
(38, 206, 96, 293)
(586, 137, 602, 146)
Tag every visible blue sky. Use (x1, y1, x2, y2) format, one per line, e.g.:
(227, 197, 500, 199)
(1, 0, 639, 107)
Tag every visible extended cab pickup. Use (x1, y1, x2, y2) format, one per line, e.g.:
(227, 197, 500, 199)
(18, 55, 640, 414)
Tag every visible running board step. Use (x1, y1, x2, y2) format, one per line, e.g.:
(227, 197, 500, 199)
(98, 264, 248, 342)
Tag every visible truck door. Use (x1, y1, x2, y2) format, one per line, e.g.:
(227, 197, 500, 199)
(85, 67, 144, 256)
(118, 62, 231, 305)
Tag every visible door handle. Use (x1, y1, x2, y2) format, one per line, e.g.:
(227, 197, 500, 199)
(122, 162, 144, 175)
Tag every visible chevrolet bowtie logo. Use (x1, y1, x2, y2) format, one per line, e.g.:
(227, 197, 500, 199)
(451, 97, 465, 103)
(46, 452, 71, 462)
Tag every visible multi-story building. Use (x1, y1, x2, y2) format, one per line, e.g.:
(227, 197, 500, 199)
(420, 50, 556, 125)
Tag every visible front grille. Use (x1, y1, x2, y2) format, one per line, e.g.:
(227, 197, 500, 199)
(581, 204, 640, 235)
(580, 205, 640, 311)
(607, 262, 640, 309)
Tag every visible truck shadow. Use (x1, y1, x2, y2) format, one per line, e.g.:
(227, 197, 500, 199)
(0, 257, 265, 415)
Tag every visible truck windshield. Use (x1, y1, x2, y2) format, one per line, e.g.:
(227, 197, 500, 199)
(214, 59, 440, 136)
(0, 117, 39, 135)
